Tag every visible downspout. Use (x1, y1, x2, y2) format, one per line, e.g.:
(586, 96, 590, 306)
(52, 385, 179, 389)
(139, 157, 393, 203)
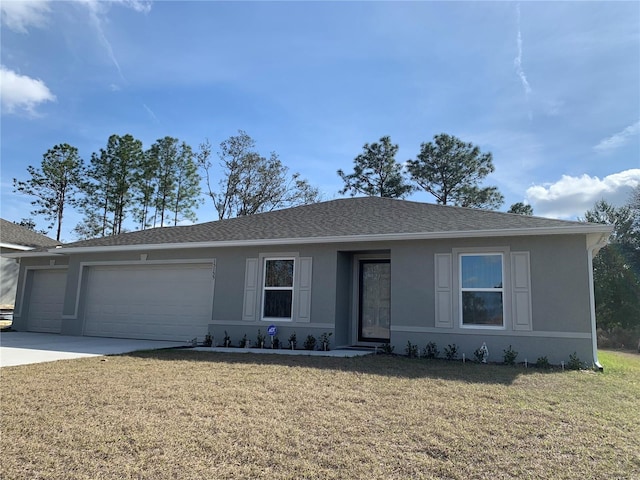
(587, 232, 611, 371)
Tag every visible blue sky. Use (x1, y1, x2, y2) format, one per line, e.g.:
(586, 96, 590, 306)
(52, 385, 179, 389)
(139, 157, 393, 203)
(1, 0, 639, 241)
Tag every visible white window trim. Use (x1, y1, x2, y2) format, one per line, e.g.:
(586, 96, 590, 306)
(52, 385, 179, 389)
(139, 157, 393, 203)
(453, 247, 510, 331)
(261, 256, 296, 322)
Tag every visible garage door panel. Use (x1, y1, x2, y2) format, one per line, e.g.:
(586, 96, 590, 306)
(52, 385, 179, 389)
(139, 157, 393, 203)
(27, 269, 66, 333)
(83, 263, 213, 341)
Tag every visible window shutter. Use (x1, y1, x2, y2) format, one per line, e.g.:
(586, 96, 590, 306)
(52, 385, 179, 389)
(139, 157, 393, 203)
(295, 257, 312, 322)
(511, 252, 532, 331)
(434, 254, 453, 328)
(242, 258, 259, 321)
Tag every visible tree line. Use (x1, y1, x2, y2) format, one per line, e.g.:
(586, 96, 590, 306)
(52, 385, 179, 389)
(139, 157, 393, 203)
(13, 131, 322, 241)
(15, 131, 528, 243)
(583, 191, 640, 343)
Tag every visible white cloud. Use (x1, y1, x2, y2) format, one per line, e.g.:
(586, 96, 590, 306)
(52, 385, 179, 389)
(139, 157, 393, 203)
(119, 0, 152, 14)
(0, 0, 50, 33)
(525, 169, 640, 219)
(594, 121, 640, 152)
(0, 65, 56, 115)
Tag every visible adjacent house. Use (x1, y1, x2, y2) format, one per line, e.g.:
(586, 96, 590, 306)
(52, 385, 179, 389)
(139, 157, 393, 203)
(0, 218, 61, 316)
(6, 197, 611, 365)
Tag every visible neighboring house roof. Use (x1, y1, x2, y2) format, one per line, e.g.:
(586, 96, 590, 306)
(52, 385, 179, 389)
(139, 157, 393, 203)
(47, 197, 612, 254)
(0, 218, 60, 251)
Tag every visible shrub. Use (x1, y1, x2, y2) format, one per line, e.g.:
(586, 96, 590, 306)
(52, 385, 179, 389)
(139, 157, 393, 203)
(303, 335, 316, 351)
(503, 345, 518, 365)
(423, 342, 439, 359)
(319, 332, 333, 351)
(405, 341, 418, 358)
(567, 352, 584, 370)
(239, 334, 249, 348)
(473, 347, 485, 363)
(203, 333, 213, 347)
(379, 343, 395, 354)
(288, 332, 297, 349)
(444, 344, 458, 360)
(535, 356, 551, 369)
(271, 337, 281, 349)
(255, 329, 266, 348)
(223, 331, 231, 348)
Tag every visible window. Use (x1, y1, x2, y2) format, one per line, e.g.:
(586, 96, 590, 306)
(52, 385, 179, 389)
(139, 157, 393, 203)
(262, 258, 294, 320)
(460, 254, 504, 327)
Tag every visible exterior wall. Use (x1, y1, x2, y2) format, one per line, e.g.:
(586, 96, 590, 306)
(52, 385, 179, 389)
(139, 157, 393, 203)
(0, 255, 19, 309)
(11, 233, 595, 364)
(387, 235, 593, 364)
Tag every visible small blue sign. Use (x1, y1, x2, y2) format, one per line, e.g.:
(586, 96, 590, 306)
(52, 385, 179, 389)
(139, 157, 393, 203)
(267, 325, 277, 336)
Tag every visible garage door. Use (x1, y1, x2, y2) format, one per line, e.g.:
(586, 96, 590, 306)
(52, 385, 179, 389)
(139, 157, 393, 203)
(83, 263, 214, 341)
(27, 269, 66, 333)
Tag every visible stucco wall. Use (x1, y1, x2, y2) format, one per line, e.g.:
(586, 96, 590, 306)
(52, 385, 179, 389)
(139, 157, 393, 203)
(0, 256, 19, 309)
(11, 233, 596, 364)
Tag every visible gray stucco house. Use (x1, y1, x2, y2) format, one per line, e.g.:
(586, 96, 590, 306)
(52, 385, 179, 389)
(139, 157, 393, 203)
(7, 197, 612, 365)
(0, 218, 60, 313)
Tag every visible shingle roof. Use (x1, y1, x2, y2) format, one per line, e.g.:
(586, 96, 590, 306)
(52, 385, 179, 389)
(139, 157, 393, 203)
(56, 197, 608, 251)
(0, 218, 61, 249)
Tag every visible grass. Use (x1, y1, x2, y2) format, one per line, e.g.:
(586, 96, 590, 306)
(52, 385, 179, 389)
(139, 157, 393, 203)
(1, 350, 638, 480)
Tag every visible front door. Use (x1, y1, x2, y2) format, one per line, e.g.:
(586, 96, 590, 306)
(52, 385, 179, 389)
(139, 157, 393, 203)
(358, 259, 391, 342)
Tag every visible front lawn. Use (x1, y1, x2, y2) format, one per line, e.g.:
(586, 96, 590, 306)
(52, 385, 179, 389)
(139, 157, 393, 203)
(1, 350, 638, 479)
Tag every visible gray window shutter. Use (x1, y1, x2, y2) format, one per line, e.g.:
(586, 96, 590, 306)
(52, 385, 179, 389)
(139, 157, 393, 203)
(434, 254, 453, 328)
(511, 252, 532, 331)
(242, 258, 259, 321)
(295, 257, 312, 322)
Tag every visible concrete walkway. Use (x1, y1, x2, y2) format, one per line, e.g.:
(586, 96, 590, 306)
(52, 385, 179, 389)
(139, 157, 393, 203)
(0, 332, 186, 367)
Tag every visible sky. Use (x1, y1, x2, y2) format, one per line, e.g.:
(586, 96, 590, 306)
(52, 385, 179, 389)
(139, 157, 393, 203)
(1, 0, 639, 242)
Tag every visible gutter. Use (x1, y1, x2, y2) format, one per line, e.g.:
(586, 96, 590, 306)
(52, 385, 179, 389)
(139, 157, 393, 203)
(0, 242, 34, 251)
(586, 231, 612, 371)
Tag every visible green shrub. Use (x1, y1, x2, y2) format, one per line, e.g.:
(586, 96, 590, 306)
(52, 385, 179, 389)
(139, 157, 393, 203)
(405, 341, 418, 358)
(473, 348, 485, 363)
(567, 352, 584, 370)
(288, 332, 297, 349)
(535, 356, 551, 369)
(503, 345, 518, 365)
(203, 333, 213, 347)
(423, 342, 439, 359)
(239, 334, 249, 348)
(223, 331, 231, 348)
(303, 335, 316, 351)
(319, 332, 333, 351)
(444, 344, 458, 360)
(255, 329, 266, 348)
(379, 343, 395, 354)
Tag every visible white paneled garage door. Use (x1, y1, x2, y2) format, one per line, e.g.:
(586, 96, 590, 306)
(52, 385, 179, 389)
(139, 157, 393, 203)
(83, 263, 214, 341)
(27, 269, 67, 333)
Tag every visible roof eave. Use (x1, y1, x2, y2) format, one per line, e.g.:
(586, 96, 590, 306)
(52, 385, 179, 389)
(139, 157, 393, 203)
(39, 224, 614, 255)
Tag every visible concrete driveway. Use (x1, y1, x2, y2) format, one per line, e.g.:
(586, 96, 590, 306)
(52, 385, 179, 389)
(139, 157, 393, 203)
(0, 332, 186, 367)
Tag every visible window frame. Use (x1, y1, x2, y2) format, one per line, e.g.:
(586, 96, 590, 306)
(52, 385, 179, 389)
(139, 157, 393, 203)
(458, 252, 506, 330)
(261, 257, 295, 322)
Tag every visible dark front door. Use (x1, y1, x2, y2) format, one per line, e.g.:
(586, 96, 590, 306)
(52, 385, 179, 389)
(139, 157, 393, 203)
(358, 259, 391, 342)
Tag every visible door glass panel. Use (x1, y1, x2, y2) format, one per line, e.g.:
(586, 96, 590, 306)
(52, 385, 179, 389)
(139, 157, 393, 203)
(359, 261, 391, 341)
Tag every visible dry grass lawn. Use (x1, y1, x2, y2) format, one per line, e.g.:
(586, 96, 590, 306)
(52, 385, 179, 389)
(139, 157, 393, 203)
(1, 349, 638, 480)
